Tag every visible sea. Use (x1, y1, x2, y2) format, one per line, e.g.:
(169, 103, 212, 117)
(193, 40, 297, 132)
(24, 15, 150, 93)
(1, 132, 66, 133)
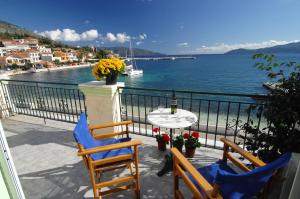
(10, 53, 300, 94)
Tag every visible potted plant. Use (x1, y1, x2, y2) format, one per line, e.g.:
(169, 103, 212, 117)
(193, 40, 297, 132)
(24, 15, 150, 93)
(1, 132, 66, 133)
(183, 131, 201, 158)
(92, 58, 125, 85)
(153, 128, 170, 151)
(173, 135, 184, 153)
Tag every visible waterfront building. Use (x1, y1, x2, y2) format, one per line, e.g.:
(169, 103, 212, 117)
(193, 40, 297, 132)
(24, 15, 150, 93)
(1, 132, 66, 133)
(26, 49, 40, 63)
(0, 47, 6, 56)
(0, 56, 7, 67)
(5, 53, 29, 66)
(39, 46, 52, 53)
(53, 51, 68, 62)
(1, 40, 30, 52)
(40, 52, 53, 62)
(66, 52, 78, 62)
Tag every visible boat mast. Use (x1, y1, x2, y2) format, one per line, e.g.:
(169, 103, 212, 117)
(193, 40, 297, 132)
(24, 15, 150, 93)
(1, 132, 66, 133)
(129, 40, 138, 69)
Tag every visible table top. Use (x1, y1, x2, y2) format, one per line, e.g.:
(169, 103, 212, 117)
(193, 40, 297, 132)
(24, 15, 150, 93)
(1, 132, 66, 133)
(147, 108, 198, 129)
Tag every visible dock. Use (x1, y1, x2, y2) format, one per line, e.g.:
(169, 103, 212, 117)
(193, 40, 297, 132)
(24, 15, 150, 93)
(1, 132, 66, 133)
(124, 56, 196, 61)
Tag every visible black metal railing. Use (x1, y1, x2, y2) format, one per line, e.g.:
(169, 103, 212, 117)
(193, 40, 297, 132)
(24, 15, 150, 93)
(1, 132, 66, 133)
(0, 79, 86, 123)
(118, 87, 267, 149)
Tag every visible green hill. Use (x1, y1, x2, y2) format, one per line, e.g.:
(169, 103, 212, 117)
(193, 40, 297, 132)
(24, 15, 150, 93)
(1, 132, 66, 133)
(226, 41, 300, 55)
(0, 20, 40, 38)
(98, 47, 164, 57)
(0, 20, 164, 56)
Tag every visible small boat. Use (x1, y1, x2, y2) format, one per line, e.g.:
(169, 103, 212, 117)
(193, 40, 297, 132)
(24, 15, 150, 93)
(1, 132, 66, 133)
(122, 40, 143, 77)
(28, 67, 37, 73)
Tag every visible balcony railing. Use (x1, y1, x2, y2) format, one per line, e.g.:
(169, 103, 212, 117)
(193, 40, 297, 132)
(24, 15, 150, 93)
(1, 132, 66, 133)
(118, 87, 267, 149)
(0, 79, 268, 150)
(0, 80, 86, 123)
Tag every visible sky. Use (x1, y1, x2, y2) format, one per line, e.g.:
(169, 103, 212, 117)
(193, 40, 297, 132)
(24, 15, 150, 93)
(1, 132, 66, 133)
(0, 0, 300, 54)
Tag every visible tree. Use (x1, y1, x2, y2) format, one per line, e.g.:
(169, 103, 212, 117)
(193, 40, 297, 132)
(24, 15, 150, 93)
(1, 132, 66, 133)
(239, 54, 300, 163)
(95, 50, 109, 59)
(54, 59, 61, 66)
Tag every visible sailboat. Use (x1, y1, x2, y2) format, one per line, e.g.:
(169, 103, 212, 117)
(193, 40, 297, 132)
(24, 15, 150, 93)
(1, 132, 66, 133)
(122, 40, 143, 76)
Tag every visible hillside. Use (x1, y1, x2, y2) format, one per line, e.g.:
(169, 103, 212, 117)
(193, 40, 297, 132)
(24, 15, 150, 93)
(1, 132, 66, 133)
(226, 41, 300, 55)
(0, 20, 164, 56)
(0, 20, 40, 38)
(98, 47, 164, 57)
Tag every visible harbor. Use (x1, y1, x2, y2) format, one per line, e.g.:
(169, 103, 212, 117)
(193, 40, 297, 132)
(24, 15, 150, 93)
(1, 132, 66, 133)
(126, 56, 196, 61)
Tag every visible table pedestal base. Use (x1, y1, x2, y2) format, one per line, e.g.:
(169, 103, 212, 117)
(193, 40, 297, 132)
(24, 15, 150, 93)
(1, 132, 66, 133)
(157, 154, 173, 177)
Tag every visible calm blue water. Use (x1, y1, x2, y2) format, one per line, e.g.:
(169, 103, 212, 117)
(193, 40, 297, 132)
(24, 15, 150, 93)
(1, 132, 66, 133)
(11, 54, 300, 94)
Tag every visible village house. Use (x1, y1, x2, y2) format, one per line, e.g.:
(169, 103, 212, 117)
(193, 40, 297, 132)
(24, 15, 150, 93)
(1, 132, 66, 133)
(40, 52, 53, 62)
(5, 52, 31, 66)
(17, 37, 39, 49)
(39, 46, 52, 53)
(66, 51, 78, 62)
(53, 51, 68, 62)
(1, 40, 30, 52)
(27, 49, 40, 63)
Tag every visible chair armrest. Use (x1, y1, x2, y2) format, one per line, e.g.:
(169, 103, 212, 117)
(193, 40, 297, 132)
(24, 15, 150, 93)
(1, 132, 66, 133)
(93, 131, 128, 139)
(78, 139, 142, 156)
(89, 120, 133, 130)
(171, 148, 222, 199)
(220, 138, 265, 167)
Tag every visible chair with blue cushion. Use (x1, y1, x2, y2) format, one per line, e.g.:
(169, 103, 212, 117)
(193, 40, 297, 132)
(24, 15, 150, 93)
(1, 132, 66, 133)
(74, 113, 142, 198)
(171, 137, 291, 199)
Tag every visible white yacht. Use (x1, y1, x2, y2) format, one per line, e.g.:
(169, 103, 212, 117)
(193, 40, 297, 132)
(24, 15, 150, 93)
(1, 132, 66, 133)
(122, 40, 143, 76)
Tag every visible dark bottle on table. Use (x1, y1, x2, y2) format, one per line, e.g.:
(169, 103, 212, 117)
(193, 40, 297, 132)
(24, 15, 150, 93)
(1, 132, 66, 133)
(171, 90, 177, 114)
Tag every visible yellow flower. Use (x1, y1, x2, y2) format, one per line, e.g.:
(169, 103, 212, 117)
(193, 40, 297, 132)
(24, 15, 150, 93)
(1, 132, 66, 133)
(92, 58, 125, 80)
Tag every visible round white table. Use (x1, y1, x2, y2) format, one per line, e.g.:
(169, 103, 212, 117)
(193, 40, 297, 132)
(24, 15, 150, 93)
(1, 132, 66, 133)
(147, 108, 198, 147)
(147, 108, 198, 176)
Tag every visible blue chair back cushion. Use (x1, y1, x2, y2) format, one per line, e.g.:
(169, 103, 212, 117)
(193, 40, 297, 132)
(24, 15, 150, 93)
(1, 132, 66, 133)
(188, 153, 291, 199)
(73, 113, 132, 160)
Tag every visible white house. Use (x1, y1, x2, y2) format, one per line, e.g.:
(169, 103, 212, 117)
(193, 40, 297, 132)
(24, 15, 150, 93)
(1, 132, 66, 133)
(66, 52, 78, 62)
(1, 40, 30, 52)
(0, 47, 6, 57)
(27, 50, 40, 63)
(39, 46, 52, 53)
(40, 53, 53, 62)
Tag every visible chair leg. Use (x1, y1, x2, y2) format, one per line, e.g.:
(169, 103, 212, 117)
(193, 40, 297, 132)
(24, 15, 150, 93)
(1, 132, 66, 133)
(134, 147, 141, 199)
(129, 162, 134, 175)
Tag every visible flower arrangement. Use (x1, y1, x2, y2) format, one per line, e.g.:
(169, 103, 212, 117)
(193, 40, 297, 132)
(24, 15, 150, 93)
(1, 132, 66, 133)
(183, 131, 201, 158)
(153, 127, 170, 151)
(92, 58, 125, 84)
(153, 128, 170, 144)
(173, 135, 184, 152)
(183, 131, 201, 148)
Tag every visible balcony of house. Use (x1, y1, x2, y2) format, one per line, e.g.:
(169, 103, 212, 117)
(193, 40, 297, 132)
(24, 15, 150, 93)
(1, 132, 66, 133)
(0, 79, 299, 199)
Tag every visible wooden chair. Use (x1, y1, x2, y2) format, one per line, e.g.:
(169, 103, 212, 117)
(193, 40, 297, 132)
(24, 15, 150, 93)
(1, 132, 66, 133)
(171, 137, 291, 199)
(73, 113, 142, 198)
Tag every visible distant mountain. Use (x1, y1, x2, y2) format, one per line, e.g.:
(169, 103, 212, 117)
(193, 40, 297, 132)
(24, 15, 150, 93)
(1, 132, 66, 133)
(0, 20, 40, 38)
(226, 41, 300, 55)
(98, 47, 164, 57)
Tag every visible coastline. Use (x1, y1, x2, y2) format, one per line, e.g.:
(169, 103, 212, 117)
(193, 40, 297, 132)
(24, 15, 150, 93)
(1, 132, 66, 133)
(2, 63, 93, 77)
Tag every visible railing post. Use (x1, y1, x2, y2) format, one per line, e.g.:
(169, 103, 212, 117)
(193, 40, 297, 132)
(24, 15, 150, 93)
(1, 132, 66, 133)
(79, 81, 124, 134)
(0, 80, 16, 118)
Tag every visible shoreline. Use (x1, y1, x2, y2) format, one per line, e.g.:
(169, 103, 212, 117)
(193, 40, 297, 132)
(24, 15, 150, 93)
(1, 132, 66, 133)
(1, 63, 93, 77)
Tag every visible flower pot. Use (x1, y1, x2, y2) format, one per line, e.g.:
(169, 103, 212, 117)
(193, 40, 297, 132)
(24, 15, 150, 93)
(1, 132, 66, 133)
(185, 147, 196, 158)
(158, 142, 167, 151)
(105, 73, 118, 85)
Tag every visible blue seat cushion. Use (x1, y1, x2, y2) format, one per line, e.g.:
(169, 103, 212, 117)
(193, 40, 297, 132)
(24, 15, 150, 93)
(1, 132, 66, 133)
(186, 160, 237, 197)
(197, 160, 237, 185)
(73, 113, 133, 161)
(91, 146, 133, 161)
(186, 153, 291, 199)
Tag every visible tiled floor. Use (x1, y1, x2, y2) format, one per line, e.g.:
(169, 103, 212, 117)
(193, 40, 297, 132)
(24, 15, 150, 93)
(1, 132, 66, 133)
(2, 116, 223, 199)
